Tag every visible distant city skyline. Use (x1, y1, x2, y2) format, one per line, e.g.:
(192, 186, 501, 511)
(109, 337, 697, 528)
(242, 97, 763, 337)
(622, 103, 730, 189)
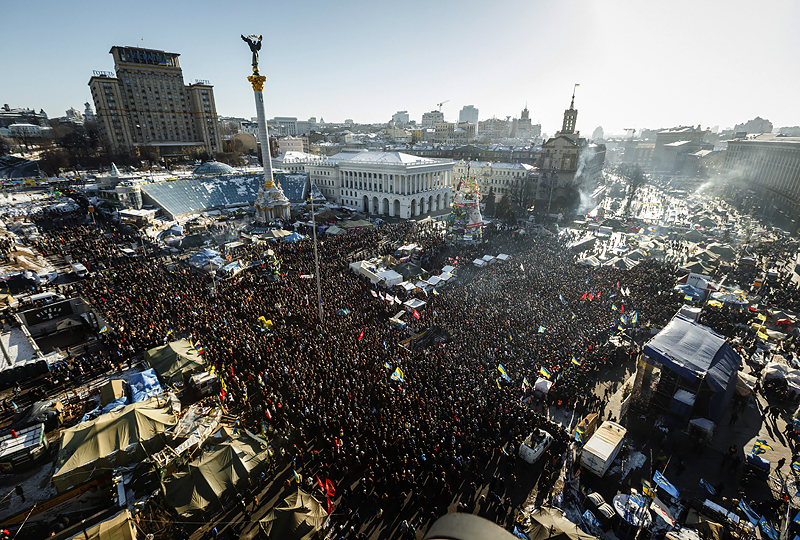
(2, 0, 799, 136)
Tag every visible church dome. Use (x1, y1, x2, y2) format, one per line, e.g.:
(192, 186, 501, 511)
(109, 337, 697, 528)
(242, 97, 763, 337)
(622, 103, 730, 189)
(193, 161, 235, 175)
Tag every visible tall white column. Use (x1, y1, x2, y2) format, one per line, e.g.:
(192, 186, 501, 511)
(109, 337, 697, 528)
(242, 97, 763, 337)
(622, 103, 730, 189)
(254, 88, 275, 187)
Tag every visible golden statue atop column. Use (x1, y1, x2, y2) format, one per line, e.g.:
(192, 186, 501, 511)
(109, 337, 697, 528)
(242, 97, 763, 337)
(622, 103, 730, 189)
(242, 33, 290, 222)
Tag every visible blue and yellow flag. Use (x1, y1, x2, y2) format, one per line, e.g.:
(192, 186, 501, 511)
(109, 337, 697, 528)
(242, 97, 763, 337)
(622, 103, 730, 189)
(540, 366, 551, 379)
(496, 378, 502, 389)
(538, 326, 546, 333)
(432, 288, 439, 296)
(166, 328, 173, 337)
(384, 362, 392, 369)
(99, 326, 108, 333)
(572, 356, 582, 366)
(498, 364, 511, 381)
(632, 312, 638, 324)
(522, 377, 531, 388)
(611, 304, 619, 311)
(391, 367, 405, 382)
(752, 439, 774, 454)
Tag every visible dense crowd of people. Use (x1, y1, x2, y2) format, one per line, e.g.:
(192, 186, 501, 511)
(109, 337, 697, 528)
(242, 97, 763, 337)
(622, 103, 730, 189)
(33, 215, 691, 537)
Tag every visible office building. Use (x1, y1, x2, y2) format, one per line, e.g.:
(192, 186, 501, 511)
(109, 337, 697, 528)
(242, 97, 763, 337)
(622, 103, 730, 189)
(723, 134, 800, 222)
(88, 46, 221, 158)
(421, 110, 445, 126)
(651, 126, 708, 171)
(459, 105, 479, 126)
(392, 111, 410, 126)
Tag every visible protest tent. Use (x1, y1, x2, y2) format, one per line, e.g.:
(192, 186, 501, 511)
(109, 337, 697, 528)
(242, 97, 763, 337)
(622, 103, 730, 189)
(473, 258, 487, 267)
(524, 506, 598, 540)
(53, 396, 176, 493)
(426, 275, 443, 287)
(496, 254, 510, 263)
(68, 509, 137, 540)
(441, 265, 456, 274)
(632, 314, 740, 423)
(284, 232, 305, 243)
(258, 488, 329, 540)
(398, 281, 416, 293)
(324, 225, 346, 236)
(165, 435, 271, 519)
(145, 339, 207, 385)
(438, 272, 455, 283)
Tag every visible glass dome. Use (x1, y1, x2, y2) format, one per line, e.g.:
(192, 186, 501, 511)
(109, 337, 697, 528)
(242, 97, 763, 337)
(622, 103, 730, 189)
(193, 161, 235, 175)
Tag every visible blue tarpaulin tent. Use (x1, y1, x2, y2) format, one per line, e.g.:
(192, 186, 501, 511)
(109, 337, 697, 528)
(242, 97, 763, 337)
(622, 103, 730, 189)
(674, 283, 707, 300)
(129, 368, 163, 403)
(284, 232, 305, 243)
(640, 314, 740, 423)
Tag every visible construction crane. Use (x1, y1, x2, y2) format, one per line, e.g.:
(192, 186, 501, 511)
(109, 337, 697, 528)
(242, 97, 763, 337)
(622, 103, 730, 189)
(624, 128, 636, 140)
(437, 100, 449, 112)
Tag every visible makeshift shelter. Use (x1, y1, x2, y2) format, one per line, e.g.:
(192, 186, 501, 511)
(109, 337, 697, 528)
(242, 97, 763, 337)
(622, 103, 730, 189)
(324, 225, 346, 236)
(145, 339, 207, 385)
(674, 284, 706, 301)
(631, 314, 741, 424)
(165, 435, 270, 518)
(129, 368, 163, 402)
(259, 488, 329, 540)
(524, 507, 598, 540)
(53, 397, 176, 493)
(441, 265, 456, 274)
(403, 298, 426, 312)
(68, 509, 137, 540)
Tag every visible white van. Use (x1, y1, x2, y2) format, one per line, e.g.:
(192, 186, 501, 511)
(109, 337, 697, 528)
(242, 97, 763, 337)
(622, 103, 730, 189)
(23, 292, 66, 309)
(71, 262, 88, 278)
(120, 248, 138, 259)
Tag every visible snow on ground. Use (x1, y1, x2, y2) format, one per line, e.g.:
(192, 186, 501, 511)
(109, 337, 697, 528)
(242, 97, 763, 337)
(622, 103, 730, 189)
(1, 326, 39, 364)
(0, 194, 78, 218)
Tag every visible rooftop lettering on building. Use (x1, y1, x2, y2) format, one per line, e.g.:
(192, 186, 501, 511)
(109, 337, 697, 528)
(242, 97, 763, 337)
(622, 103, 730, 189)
(116, 47, 179, 67)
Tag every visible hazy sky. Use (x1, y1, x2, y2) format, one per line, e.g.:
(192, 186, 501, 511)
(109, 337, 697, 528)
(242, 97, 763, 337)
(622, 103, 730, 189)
(2, 0, 798, 136)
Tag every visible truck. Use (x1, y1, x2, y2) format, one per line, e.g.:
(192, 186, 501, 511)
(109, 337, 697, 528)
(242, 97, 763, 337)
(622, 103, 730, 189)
(580, 420, 627, 477)
(71, 262, 88, 278)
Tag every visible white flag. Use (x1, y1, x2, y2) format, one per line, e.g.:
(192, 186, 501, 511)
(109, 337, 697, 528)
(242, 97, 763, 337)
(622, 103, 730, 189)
(520, 264, 525, 271)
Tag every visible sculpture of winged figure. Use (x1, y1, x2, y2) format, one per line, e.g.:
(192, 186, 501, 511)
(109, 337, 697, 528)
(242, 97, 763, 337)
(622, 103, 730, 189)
(241, 34, 263, 73)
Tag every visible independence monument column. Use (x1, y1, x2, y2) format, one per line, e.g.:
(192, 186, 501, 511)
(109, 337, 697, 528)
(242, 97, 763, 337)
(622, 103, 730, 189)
(242, 34, 290, 223)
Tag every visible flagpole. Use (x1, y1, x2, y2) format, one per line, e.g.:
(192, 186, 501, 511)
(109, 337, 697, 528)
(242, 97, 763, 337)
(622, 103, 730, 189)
(310, 188, 324, 322)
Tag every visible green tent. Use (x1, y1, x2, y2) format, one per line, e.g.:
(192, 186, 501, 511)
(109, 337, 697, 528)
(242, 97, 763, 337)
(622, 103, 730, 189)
(259, 488, 329, 540)
(53, 397, 176, 493)
(165, 435, 270, 519)
(145, 339, 207, 385)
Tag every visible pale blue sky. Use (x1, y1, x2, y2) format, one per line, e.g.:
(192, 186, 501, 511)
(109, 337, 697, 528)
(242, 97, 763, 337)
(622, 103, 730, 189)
(2, 0, 798, 135)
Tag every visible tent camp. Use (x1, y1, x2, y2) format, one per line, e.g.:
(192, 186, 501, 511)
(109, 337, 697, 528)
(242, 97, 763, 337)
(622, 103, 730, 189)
(53, 397, 176, 493)
(69, 509, 137, 540)
(684, 229, 705, 242)
(632, 314, 740, 423)
(262, 229, 291, 240)
(375, 269, 403, 287)
(165, 435, 270, 518)
(259, 488, 329, 540)
(129, 368, 163, 402)
(524, 507, 598, 540)
(144, 339, 207, 385)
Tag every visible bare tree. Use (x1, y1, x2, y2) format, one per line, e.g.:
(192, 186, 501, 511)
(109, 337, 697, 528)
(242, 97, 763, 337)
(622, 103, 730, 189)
(620, 163, 646, 216)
